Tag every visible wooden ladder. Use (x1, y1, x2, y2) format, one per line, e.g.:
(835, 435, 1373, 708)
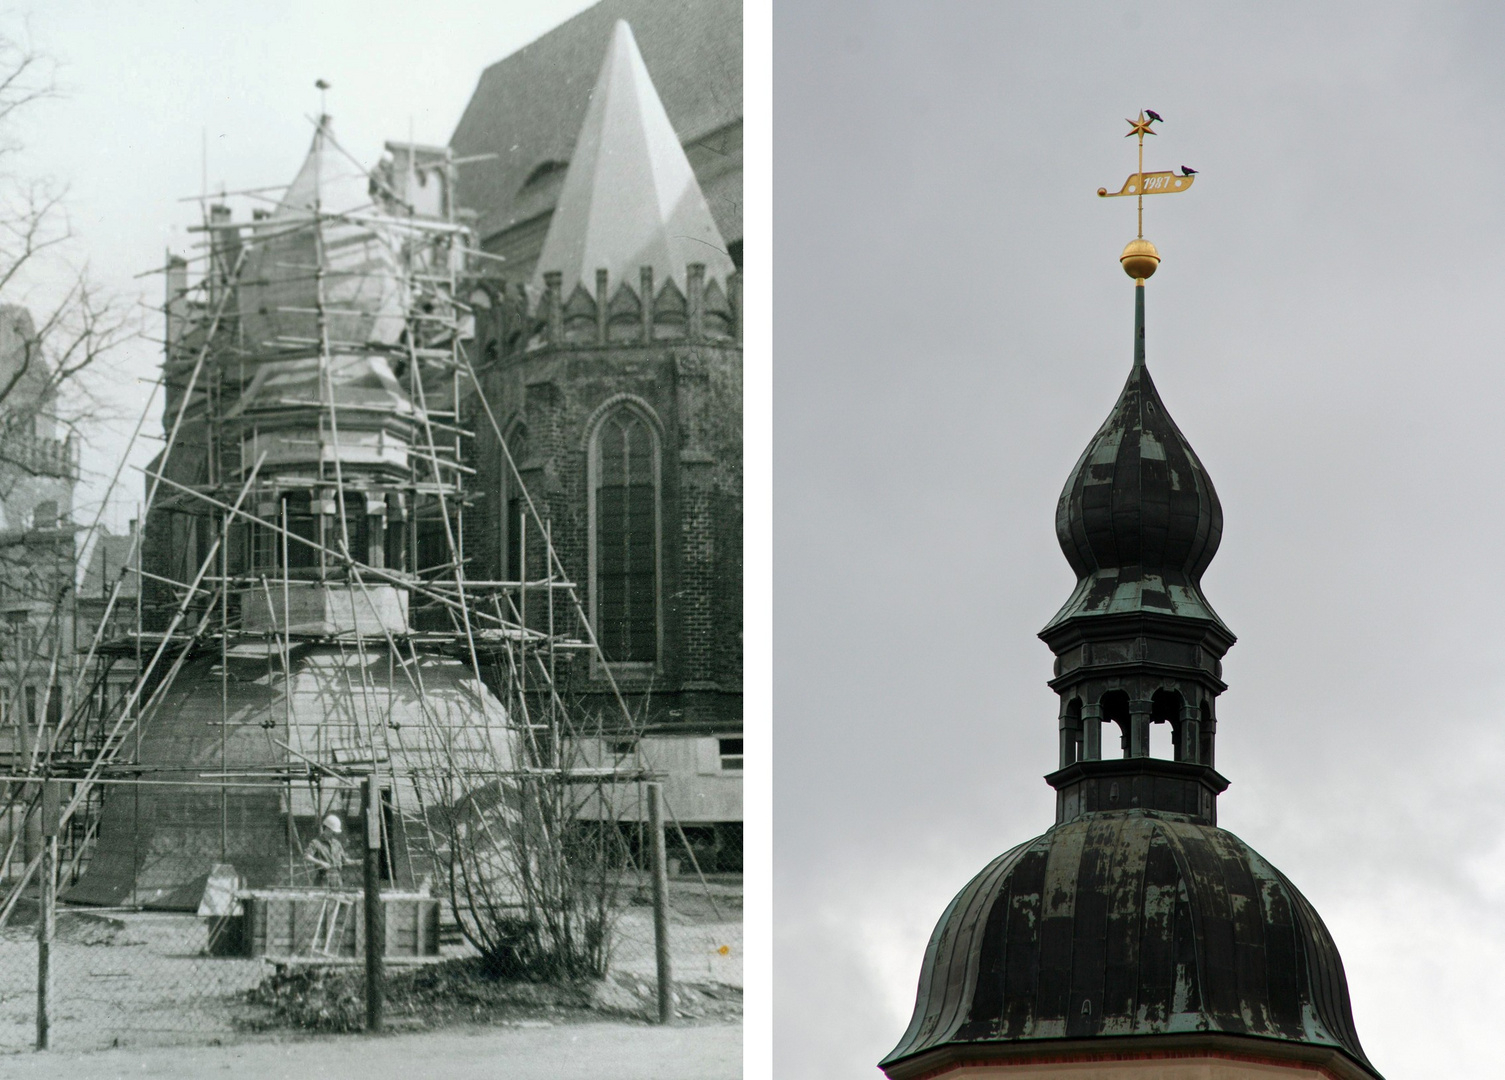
(311, 896, 355, 957)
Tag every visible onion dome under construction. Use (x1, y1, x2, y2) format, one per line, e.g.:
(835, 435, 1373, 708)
(880, 119, 1382, 1080)
(68, 117, 518, 908)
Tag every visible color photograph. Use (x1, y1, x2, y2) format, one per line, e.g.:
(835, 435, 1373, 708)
(776, 4, 1505, 1079)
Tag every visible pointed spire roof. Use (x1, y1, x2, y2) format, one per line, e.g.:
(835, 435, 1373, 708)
(532, 20, 736, 298)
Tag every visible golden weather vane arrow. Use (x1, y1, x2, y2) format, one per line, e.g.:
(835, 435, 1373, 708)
(1097, 110, 1196, 283)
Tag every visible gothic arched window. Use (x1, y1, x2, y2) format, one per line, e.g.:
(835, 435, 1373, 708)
(591, 406, 659, 665)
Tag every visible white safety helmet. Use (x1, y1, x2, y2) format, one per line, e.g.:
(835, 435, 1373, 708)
(322, 814, 343, 834)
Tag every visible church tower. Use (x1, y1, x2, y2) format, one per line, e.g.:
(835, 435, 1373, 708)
(468, 20, 743, 868)
(880, 118, 1382, 1080)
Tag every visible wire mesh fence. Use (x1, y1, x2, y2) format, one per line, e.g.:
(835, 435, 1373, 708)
(1, 908, 267, 1052)
(0, 910, 36, 1051)
(0, 775, 740, 1054)
(609, 883, 743, 1018)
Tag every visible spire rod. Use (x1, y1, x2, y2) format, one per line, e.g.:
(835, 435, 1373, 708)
(1134, 113, 1147, 239)
(1134, 277, 1146, 369)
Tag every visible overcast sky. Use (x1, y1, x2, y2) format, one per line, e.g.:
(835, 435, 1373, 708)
(775, 3, 1505, 1078)
(6, 0, 595, 532)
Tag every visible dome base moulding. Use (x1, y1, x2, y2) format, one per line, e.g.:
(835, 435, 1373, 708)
(883, 1032, 1383, 1080)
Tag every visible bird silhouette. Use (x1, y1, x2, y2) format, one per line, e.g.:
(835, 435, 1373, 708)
(1180, 165, 1198, 176)
(1145, 110, 1164, 123)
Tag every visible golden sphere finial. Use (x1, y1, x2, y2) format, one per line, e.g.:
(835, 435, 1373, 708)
(1120, 237, 1160, 281)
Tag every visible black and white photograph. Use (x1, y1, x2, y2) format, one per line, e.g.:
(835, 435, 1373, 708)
(0, 2, 753, 1077)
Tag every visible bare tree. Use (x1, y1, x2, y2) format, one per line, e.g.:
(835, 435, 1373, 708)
(0, 24, 134, 493)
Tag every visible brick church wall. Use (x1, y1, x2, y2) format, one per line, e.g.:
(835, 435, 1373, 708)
(467, 280, 741, 736)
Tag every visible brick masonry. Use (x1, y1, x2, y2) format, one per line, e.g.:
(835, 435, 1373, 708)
(467, 272, 742, 738)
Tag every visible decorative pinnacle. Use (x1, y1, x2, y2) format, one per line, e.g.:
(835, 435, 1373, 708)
(1096, 110, 1194, 283)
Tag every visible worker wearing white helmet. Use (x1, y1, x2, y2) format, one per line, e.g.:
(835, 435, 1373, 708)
(305, 813, 349, 887)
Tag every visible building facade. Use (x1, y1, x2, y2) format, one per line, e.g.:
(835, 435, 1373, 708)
(0, 304, 80, 880)
(461, 15, 743, 868)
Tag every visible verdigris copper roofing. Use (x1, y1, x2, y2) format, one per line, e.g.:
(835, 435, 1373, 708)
(1044, 289, 1226, 634)
(881, 811, 1379, 1079)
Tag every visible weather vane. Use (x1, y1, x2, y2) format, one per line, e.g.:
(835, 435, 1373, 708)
(1097, 110, 1197, 282)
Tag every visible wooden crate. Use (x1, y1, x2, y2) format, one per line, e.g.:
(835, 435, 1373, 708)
(213, 888, 440, 959)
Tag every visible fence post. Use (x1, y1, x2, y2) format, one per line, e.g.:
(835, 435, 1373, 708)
(647, 782, 673, 1024)
(363, 776, 384, 1032)
(37, 780, 58, 1051)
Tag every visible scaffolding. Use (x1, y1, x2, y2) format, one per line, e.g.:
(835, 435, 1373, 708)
(0, 115, 698, 961)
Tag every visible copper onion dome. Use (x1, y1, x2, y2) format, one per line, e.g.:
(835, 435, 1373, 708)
(879, 814, 1380, 1079)
(1043, 287, 1227, 635)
